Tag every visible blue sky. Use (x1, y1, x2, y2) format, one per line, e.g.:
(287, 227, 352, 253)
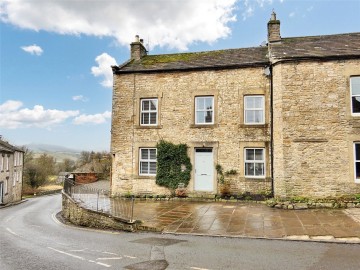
(0, 0, 359, 151)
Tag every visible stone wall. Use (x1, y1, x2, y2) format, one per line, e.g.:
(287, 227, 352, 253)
(61, 192, 138, 232)
(273, 59, 360, 198)
(111, 67, 271, 196)
(0, 151, 22, 205)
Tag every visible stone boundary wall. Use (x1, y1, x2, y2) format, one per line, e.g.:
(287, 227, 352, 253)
(61, 192, 139, 232)
(268, 200, 360, 210)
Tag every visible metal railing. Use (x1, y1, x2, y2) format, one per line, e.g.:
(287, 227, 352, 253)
(63, 179, 135, 222)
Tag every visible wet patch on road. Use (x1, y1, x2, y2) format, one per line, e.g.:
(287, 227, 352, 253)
(130, 237, 187, 246)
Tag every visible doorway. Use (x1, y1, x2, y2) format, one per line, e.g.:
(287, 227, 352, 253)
(194, 148, 214, 192)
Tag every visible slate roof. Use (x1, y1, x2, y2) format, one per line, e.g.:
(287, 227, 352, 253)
(115, 47, 269, 73)
(115, 32, 360, 73)
(0, 139, 23, 153)
(270, 32, 360, 61)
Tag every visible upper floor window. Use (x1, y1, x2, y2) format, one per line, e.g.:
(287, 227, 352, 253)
(354, 143, 360, 183)
(244, 96, 265, 124)
(139, 148, 157, 176)
(140, 98, 158, 125)
(351, 76, 360, 114)
(0, 155, 3, 171)
(195, 96, 214, 124)
(6, 155, 9, 171)
(244, 148, 265, 178)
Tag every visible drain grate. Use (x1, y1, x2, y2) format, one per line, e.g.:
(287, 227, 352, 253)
(124, 260, 169, 270)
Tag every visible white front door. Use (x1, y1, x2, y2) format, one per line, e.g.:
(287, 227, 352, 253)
(194, 148, 214, 191)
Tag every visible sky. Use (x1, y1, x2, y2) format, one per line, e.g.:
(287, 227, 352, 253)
(0, 0, 359, 151)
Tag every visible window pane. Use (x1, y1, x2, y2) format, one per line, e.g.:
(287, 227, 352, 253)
(150, 113, 157, 124)
(142, 100, 149, 111)
(142, 113, 149, 124)
(254, 111, 263, 123)
(150, 100, 157, 110)
(351, 77, 360, 95)
(149, 149, 157, 160)
(255, 163, 264, 176)
(255, 149, 264, 160)
(245, 163, 254, 176)
(245, 111, 254, 123)
(254, 97, 263, 109)
(246, 149, 254, 161)
(196, 98, 204, 110)
(205, 111, 213, 123)
(141, 149, 148, 159)
(205, 97, 213, 110)
(140, 162, 149, 174)
(245, 97, 253, 109)
(352, 97, 360, 113)
(356, 162, 360, 179)
(356, 144, 360, 160)
(196, 111, 205, 123)
(149, 162, 157, 174)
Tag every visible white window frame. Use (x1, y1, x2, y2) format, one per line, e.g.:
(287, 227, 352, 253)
(195, 96, 214, 125)
(139, 148, 157, 176)
(244, 95, 265, 125)
(244, 148, 265, 178)
(0, 155, 3, 171)
(354, 143, 360, 183)
(140, 98, 158, 126)
(351, 76, 360, 116)
(13, 171, 16, 186)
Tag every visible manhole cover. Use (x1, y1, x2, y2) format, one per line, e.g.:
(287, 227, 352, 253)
(125, 260, 168, 270)
(131, 237, 187, 246)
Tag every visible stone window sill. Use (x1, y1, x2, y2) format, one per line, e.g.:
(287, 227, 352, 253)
(239, 124, 268, 128)
(190, 124, 218, 129)
(135, 125, 162, 129)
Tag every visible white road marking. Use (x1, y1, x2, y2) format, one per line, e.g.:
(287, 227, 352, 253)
(190, 267, 210, 270)
(47, 247, 85, 260)
(97, 257, 122, 260)
(124, 255, 137, 259)
(102, 251, 118, 255)
(96, 262, 111, 267)
(5, 216, 14, 222)
(6, 228, 19, 236)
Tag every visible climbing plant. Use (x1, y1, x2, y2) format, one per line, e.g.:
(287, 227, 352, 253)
(156, 140, 192, 190)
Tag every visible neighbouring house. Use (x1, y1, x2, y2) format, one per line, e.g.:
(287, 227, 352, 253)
(72, 162, 102, 184)
(0, 137, 24, 205)
(110, 12, 360, 198)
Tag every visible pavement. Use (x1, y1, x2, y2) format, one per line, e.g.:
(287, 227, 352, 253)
(132, 200, 360, 243)
(78, 181, 360, 243)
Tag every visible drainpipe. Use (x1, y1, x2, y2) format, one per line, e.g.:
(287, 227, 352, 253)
(269, 65, 275, 197)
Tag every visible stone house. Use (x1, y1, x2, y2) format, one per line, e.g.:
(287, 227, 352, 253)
(111, 12, 360, 198)
(0, 137, 24, 205)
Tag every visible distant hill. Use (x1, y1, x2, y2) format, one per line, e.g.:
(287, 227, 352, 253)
(26, 143, 81, 162)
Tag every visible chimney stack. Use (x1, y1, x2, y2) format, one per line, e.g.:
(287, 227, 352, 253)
(130, 35, 147, 60)
(267, 11, 281, 43)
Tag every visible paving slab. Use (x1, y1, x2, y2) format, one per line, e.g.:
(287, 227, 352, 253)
(132, 200, 360, 242)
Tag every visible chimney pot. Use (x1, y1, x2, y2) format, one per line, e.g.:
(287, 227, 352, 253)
(140, 39, 144, 43)
(130, 35, 147, 60)
(267, 11, 281, 43)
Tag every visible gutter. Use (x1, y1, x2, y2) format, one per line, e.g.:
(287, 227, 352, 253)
(269, 65, 275, 197)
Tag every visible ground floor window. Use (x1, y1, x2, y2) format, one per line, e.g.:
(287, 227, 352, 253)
(244, 148, 265, 177)
(139, 148, 157, 176)
(354, 143, 360, 183)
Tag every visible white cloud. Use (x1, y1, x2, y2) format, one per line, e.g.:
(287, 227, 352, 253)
(0, 100, 79, 129)
(91, 53, 117, 88)
(289, 12, 295, 18)
(242, 0, 274, 20)
(72, 95, 88, 102)
(21, 44, 43, 55)
(73, 111, 111, 125)
(307, 6, 313, 12)
(0, 0, 237, 50)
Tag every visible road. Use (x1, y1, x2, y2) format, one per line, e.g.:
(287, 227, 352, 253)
(0, 194, 359, 270)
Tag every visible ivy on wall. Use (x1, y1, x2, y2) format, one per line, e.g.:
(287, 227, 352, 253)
(156, 140, 192, 190)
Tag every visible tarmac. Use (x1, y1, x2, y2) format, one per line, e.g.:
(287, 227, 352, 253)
(81, 181, 360, 243)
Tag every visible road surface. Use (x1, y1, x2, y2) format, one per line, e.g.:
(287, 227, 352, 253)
(1, 194, 359, 270)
